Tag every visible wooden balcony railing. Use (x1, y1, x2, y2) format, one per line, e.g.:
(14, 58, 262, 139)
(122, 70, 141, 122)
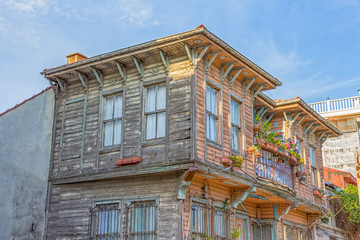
(309, 95, 360, 113)
(255, 149, 294, 190)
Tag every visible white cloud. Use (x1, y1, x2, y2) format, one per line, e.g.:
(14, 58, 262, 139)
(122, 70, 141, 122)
(114, 0, 156, 26)
(4, 0, 53, 14)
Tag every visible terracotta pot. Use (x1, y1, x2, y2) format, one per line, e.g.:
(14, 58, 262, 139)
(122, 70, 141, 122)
(221, 157, 233, 167)
(248, 148, 254, 154)
(295, 171, 301, 177)
(278, 158, 284, 163)
(313, 190, 323, 198)
(256, 138, 264, 145)
(253, 124, 261, 132)
(254, 151, 261, 158)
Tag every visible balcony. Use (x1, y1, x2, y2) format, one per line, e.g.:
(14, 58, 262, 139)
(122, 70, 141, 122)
(309, 95, 360, 118)
(255, 149, 294, 190)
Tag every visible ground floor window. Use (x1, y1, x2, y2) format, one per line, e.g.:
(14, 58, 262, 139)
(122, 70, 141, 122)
(251, 221, 273, 240)
(283, 224, 293, 240)
(90, 200, 121, 240)
(127, 200, 158, 240)
(213, 208, 228, 239)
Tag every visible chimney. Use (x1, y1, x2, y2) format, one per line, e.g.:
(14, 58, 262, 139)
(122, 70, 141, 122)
(66, 52, 87, 64)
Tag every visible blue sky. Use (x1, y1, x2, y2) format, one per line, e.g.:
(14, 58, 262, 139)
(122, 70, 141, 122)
(1, 0, 359, 113)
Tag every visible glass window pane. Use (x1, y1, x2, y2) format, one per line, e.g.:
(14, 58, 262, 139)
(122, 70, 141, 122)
(232, 126, 241, 150)
(206, 86, 211, 112)
(146, 114, 156, 140)
(146, 86, 156, 112)
(104, 96, 114, 120)
(156, 85, 166, 110)
(114, 95, 122, 118)
(113, 120, 121, 145)
(210, 88, 217, 114)
(232, 100, 240, 125)
(104, 122, 113, 146)
(157, 112, 166, 138)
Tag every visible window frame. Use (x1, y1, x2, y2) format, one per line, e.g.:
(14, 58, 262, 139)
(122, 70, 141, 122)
(283, 224, 293, 240)
(143, 83, 167, 141)
(206, 84, 219, 144)
(212, 202, 229, 240)
(191, 197, 210, 239)
(126, 196, 159, 240)
(102, 93, 124, 148)
(230, 98, 242, 153)
(296, 138, 304, 171)
(90, 199, 122, 240)
(309, 145, 318, 187)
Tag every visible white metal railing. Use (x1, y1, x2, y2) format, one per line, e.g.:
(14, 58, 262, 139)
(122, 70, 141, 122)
(309, 95, 360, 113)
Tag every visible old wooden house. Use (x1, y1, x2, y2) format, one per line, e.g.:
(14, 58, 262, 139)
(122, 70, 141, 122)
(42, 26, 341, 240)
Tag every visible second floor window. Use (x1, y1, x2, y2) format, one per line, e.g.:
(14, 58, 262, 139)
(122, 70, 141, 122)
(104, 94, 122, 147)
(145, 84, 166, 140)
(230, 99, 241, 151)
(206, 85, 218, 142)
(296, 139, 303, 171)
(309, 146, 318, 187)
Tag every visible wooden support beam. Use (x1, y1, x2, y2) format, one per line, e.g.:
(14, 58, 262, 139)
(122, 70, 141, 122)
(266, 112, 276, 122)
(220, 61, 236, 83)
(304, 121, 315, 134)
(256, 107, 266, 117)
(204, 50, 221, 72)
(252, 84, 265, 99)
(54, 77, 66, 94)
(133, 57, 144, 79)
(243, 77, 257, 97)
(77, 72, 88, 89)
(184, 43, 193, 64)
(277, 205, 292, 220)
(159, 50, 170, 73)
(233, 186, 257, 211)
(229, 67, 244, 88)
(91, 68, 103, 86)
(308, 125, 319, 137)
(259, 107, 269, 119)
(318, 131, 327, 142)
(115, 61, 127, 82)
(320, 133, 330, 144)
(294, 115, 306, 129)
(197, 44, 210, 61)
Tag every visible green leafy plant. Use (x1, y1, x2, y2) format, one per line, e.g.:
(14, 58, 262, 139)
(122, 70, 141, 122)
(255, 114, 261, 124)
(230, 227, 242, 240)
(338, 184, 360, 224)
(229, 155, 244, 168)
(321, 217, 329, 224)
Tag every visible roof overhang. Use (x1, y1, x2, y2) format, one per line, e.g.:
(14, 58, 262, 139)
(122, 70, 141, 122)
(42, 27, 281, 91)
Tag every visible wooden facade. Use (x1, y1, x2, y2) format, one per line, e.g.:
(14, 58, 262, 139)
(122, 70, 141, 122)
(43, 26, 341, 239)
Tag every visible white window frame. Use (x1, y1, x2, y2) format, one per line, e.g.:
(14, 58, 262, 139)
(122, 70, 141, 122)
(103, 93, 123, 147)
(230, 98, 242, 152)
(309, 146, 318, 187)
(206, 85, 219, 143)
(144, 84, 166, 141)
(90, 199, 122, 240)
(127, 197, 159, 239)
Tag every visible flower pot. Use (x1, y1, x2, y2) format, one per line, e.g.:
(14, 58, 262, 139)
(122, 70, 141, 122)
(248, 148, 254, 154)
(254, 151, 261, 158)
(256, 138, 264, 145)
(313, 190, 323, 198)
(278, 158, 284, 163)
(221, 157, 234, 167)
(253, 124, 261, 132)
(289, 155, 298, 165)
(295, 171, 301, 177)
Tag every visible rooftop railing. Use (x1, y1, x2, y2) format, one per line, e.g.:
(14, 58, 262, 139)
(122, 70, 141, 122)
(309, 95, 360, 114)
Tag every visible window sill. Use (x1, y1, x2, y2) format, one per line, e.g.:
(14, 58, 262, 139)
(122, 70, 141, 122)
(231, 149, 243, 156)
(207, 140, 222, 150)
(99, 145, 121, 154)
(141, 138, 165, 147)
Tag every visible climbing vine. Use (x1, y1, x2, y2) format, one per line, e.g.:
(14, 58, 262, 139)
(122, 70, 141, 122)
(338, 184, 360, 224)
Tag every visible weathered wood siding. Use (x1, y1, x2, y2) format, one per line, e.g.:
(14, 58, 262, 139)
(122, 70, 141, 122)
(195, 59, 255, 176)
(47, 173, 179, 239)
(51, 54, 193, 179)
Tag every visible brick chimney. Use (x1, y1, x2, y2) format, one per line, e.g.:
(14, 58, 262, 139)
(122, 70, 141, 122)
(66, 52, 87, 64)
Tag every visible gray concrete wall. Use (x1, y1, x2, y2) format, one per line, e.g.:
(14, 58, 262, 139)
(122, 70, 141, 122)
(322, 131, 359, 177)
(0, 89, 54, 240)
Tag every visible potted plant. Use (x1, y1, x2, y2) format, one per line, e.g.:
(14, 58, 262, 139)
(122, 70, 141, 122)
(229, 155, 244, 168)
(295, 169, 307, 178)
(313, 187, 325, 198)
(253, 114, 261, 133)
(248, 145, 260, 154)
(254, 148, 261, 158)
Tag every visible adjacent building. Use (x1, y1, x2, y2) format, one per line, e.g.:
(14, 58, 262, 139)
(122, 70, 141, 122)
(0, 87, 54, 240)
(309, 92, 360, 177)
(41, 26, 341, 240)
